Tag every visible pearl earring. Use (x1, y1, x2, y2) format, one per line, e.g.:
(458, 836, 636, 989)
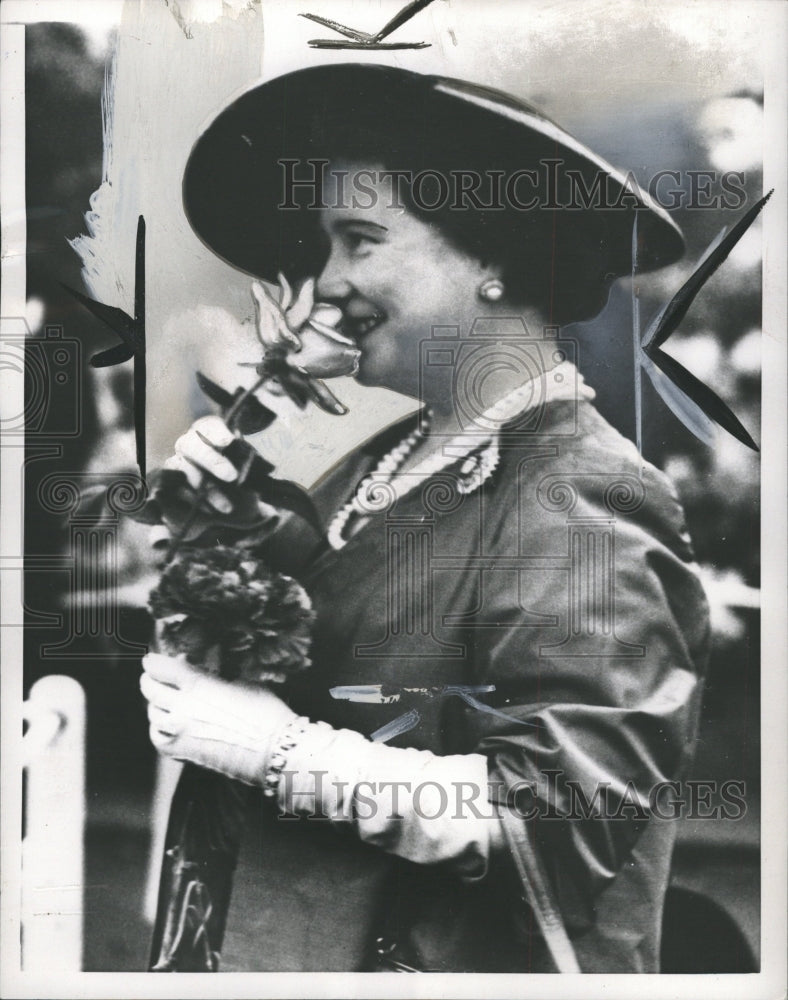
(478, 278, 505, 302)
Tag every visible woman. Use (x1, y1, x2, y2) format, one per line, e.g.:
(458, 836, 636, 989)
(140, 64, 709, 973)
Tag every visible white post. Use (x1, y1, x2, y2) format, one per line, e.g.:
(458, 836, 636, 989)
(22, 675, 86, 972)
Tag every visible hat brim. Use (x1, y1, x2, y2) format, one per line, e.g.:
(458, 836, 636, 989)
(183, 64, 684, 298)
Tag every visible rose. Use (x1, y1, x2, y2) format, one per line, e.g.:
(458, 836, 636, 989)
(252, 274, 360, 377)
(247, 275, 360, 413)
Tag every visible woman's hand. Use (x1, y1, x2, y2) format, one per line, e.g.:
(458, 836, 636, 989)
(165, 414, 240, 514)
(140, 652, 297, 784)
(148, 415, 269, 553)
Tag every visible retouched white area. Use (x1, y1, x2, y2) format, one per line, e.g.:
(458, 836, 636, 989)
(65, 0, 423, 478)
(68, 1, 272, 468)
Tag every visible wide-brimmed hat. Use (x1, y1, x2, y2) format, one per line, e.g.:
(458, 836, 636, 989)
(183, 64, 684, 323)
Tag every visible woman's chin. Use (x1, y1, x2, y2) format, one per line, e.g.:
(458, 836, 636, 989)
(353, 336, 422, 397)
(355, 351, 386, 388)
(355, 355, 403, 393)
(355, 364, 388, 391)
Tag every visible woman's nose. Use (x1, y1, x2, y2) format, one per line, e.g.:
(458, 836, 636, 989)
(316, 247, 352, 302)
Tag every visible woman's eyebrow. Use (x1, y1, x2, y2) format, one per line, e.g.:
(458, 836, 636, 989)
(333, 219, 389, 234)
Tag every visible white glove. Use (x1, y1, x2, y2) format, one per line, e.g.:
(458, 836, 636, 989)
(150, 414, 276, 554)
(163, 413, 240, 518)
(140, 652, 297, 785)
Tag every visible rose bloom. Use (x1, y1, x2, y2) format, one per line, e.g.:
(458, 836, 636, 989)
(248, 275, 360, 413)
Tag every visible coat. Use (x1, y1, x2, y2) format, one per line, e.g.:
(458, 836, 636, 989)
(220, 394, 709, 973)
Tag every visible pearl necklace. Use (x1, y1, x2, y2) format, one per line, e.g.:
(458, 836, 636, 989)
(327, 412, 432, 550)
(326, 412, 502, 551)
(326, 361, 594, 551)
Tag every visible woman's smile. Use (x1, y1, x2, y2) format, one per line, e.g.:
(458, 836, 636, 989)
(341, 307, 387, 343)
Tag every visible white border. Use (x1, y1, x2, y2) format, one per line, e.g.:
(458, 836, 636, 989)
(0, 14, 27, 992)
(1, 2, 786, 998)
(758, 0, 788, 993)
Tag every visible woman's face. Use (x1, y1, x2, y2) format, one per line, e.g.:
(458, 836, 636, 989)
(317, 163, 493, 399)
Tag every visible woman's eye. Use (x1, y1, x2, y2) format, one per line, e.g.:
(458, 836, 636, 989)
(344, 231, 378, 255)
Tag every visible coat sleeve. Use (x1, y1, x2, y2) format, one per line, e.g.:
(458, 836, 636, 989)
(460, 450, 709, 925)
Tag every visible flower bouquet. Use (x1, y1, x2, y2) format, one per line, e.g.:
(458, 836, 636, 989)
(135, 276, 358, 972)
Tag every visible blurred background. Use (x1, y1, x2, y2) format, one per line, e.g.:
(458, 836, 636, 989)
(21, 0, 765, 973)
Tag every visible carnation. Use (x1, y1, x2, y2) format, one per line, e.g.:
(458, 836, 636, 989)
(150, 545, 314, 684)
